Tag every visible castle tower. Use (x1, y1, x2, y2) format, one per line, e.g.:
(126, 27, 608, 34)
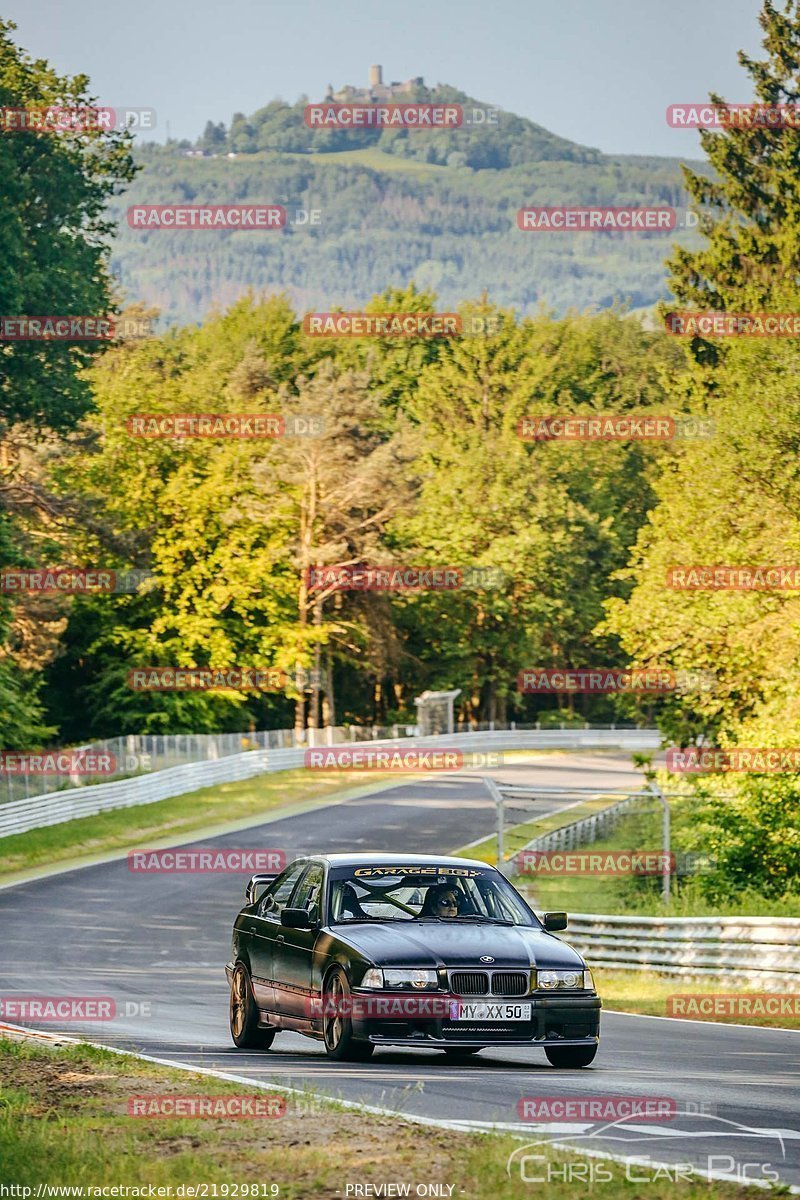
(369, 64, 383, 88)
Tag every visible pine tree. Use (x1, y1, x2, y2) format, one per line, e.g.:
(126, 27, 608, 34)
(668, 1, 800, 315)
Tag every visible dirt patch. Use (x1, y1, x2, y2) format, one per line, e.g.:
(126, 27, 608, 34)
(2, 1042, 455, 1188)
(3, 1052, 118, 1108)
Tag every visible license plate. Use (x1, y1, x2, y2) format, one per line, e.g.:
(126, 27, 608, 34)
(449, 1001, 531, 1022)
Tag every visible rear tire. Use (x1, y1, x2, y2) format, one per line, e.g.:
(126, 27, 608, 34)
(545, 1043, 597, 1068)
(323, 967, 375, 1062)
(229, 962, 276, 1050)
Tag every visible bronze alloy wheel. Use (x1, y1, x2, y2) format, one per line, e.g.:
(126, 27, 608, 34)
(229, 962, 276, 1050)
(323, 967, 374, 1061)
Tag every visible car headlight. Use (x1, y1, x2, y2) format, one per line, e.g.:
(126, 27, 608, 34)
(535, 968, 589, 990)
(361, 968, 438, 990)
(360, 968, 384, 989)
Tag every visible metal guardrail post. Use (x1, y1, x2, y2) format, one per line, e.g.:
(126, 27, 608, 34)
(483, 776, 505, 872)
(648, 780, 670, 903)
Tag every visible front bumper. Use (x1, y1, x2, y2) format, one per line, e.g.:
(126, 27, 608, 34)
(351, 991, 601, 1048)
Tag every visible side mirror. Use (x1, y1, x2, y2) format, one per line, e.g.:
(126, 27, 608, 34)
(246, 872, 278, 907)
(280, 907, 312, 929)
(543, 911, 568, 932)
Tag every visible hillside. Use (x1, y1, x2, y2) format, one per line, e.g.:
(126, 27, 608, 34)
(109, 86, 704, 326)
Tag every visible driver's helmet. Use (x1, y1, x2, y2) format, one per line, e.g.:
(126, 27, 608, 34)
(421, 883, 461, 917)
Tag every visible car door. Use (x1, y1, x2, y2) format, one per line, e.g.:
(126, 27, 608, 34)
(272, 861, 325, 1025)
(246, 861, 307, 1015)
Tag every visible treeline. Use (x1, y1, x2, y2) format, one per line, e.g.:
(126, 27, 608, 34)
(3, 290, 685, 742)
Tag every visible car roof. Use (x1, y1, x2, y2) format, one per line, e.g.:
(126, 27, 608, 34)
(304, 852, 493, 869)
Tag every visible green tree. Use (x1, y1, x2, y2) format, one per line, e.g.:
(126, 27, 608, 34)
(667, 2, 800, 351)
(0, 21, 135, 746)
(0, 19, 137, 429)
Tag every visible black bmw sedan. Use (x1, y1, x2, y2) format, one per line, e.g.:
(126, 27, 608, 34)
(226, 852, 600, 1065)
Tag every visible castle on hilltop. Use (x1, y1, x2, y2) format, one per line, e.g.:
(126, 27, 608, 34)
(325, 65, 428, 104)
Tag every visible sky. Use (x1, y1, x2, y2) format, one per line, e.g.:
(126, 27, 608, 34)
(4, 0, 765, 157)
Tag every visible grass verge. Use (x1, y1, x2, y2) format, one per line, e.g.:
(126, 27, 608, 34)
(593, 968, 800, 1029)
(0, 1037, 755, 1198)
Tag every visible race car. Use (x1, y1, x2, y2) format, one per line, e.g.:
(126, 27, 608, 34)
(226, 852, 600, 1065)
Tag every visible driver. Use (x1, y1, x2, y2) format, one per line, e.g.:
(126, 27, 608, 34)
(420, 884, 461, 918)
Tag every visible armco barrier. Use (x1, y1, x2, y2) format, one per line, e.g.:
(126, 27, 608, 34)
(518, 793, 643, 855)
(0, 728, 660, 839)
(565, 913, 800, 988)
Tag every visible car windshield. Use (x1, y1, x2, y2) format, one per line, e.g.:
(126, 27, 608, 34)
(328, 865, 535, 926)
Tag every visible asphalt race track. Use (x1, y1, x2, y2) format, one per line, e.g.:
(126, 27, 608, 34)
(2, 752, 799, 1189)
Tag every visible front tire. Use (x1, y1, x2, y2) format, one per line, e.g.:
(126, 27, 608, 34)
(545, 1043, 597, 1068)
(229, 962, 276, 1050)
(323, 967, 375, 1062)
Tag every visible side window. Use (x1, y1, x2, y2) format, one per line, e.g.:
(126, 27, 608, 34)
(258, 863, 306, 918)
(292, 864, 324, 922)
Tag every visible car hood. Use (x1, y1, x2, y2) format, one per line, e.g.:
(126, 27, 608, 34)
(333, 920, 584, 970)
